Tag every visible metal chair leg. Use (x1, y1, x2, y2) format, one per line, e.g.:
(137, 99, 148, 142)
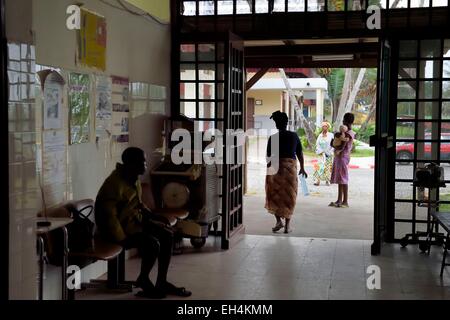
(441, 234, 449, 277)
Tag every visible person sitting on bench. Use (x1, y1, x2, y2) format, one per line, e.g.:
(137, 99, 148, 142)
(95, 147, 192, 299)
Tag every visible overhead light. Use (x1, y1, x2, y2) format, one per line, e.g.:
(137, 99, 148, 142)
(311, 54, 354, 61)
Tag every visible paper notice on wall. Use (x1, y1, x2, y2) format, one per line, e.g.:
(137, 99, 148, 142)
(111, 76, 129, 143)
(69, 73, 90, 145)
(77, 8, 107, 71)
(42, 130, 66, 189)
(43, 77, 63, 130)
(95, 75, 112, 140)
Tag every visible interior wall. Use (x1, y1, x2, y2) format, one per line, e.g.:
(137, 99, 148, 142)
(6, 0, 38, 300)
(125, 0, 170, 23)
(7, 0, 171, 300)
(33, 0, 171, 199)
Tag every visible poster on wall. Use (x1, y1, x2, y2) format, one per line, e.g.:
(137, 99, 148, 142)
(111, 76, 129, 143)
(42, 130, 67, 206)
(77, 8, 107, 71)
(69, 73, 90, 145)
(43, 80, 63, 130)
(95, 75, 112, 140)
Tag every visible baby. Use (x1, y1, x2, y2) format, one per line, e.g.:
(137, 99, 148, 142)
(332, 125, 351, 155)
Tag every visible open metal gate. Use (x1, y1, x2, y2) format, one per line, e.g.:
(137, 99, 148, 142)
(175, 32, 245, 249)
(221, 33, 245, 249)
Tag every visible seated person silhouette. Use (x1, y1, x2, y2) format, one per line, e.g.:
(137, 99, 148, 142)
(95, 147, 192, 299)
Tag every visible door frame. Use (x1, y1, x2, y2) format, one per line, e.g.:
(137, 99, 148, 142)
(371, 37, 397, 255)
(221, 33, 245, 249)
(1, 0, 9, 301)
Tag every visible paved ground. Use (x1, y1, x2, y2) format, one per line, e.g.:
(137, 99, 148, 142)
(244, 137, 450, 240)
(244, 136, 376, 240)
(245, 164, 375, 240)
(78, 235, 450, 300)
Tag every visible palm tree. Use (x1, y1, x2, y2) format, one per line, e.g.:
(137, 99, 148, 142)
(358, 69, 378, 133)
(318, 68, 344, 122)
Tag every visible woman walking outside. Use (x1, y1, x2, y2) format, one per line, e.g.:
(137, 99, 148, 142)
(313, 122, 334, 186)
(265, 111, 308, 233)
(329, 113, 356, 208)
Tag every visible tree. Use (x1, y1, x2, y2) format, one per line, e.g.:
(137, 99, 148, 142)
(279, 69, 316, 149)
(333, 68, 366, 131)
(317, 68, 343, 122)
(358, 69, 378, 132)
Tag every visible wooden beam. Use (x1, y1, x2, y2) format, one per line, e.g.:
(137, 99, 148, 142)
(398, 68, 417, 91)
(180, 8, 450, 40)
(245, 42, 379, 57)
(245, 56, 378, 68)
(246, 67, 269, 91)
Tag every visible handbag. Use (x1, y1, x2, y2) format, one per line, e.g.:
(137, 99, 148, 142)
(67, 205, 96, 253)
(45, 205, 96, 266)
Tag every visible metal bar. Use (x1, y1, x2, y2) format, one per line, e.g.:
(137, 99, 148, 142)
(61, 226, 69, 300)
(0, 0, 8, 301)
(37, 236, 45, 300)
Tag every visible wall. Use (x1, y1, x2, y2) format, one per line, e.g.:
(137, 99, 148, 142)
(33, 0, 171, 199)
(7, 0, 171, 299)
(125, 0, 170, 23)
(6, 0, 39, 300)
(247, 89, 282, 116)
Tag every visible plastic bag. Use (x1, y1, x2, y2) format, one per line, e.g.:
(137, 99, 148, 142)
(299, 174, 309, 196)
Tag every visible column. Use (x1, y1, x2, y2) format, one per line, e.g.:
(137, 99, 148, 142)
(316, 89, 324, 127)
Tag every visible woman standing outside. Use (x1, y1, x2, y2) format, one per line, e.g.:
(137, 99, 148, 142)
(329, 113, 355, 208)
(313, 122, 334, 186)
(265, 111, 308, 233)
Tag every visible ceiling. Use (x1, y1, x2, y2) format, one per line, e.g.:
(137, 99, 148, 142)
(244, 37, 380, 68)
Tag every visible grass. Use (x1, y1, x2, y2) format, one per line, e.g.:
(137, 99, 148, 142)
(439, 194, 450, 211)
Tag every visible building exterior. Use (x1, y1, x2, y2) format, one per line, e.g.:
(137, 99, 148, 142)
(247, 75, 328, 132)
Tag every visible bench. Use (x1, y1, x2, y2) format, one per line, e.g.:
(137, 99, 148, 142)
(41, 199, 133, 300)
(41, 196, 189, 299)
(431, 211, 450, 276)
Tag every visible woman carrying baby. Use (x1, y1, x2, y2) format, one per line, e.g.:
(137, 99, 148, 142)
(329, 113, 355, 208)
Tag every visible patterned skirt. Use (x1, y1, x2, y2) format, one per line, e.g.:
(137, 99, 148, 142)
(313, 154, 333, 182)
(265, 158, 298, 219)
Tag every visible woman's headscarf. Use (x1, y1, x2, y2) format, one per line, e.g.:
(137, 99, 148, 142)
(321, 121, 331, 131)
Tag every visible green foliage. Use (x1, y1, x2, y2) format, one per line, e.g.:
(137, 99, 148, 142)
(326, 69, 345, 105)
(69, 73, 91, 144)
(300, 135, 310, 151)
(354, 124, 376, 144)
(297, 127, 323, 150)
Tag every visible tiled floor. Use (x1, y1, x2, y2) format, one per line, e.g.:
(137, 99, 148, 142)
(77, 235, 450, 300)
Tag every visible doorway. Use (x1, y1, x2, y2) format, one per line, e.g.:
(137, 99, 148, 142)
(244, 66, 376, 241)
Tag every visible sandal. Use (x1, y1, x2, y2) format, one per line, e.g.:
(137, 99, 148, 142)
(328, 202, 337, 207)
(159, 282, 192, 297)
(272, 222, 284, 232)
